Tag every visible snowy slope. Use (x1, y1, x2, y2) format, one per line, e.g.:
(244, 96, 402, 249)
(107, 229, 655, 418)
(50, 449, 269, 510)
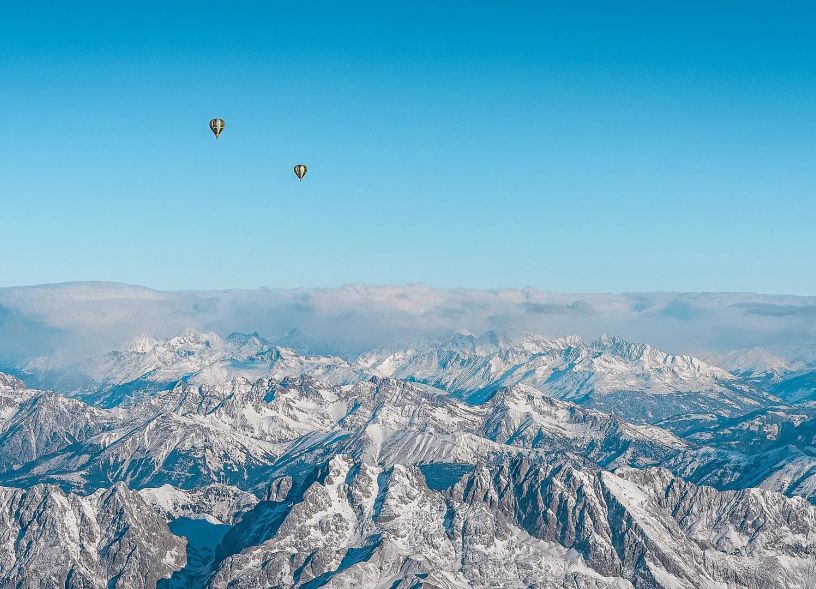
(140, 483, 258, 525)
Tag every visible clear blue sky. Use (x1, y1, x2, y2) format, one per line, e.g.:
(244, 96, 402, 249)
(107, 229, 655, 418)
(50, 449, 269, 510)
(2, 1, 814, 293)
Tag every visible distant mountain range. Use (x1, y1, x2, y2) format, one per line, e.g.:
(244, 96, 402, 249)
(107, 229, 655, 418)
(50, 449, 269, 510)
(0, 322, 815, 588)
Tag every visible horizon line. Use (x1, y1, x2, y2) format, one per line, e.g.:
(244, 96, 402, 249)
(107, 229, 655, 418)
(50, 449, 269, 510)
(1, 280, 814, 299)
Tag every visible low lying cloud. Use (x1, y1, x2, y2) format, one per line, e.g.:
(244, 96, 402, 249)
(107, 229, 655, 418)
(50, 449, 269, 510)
(0, 282, 814, 364)
(732, 302, 816, 318)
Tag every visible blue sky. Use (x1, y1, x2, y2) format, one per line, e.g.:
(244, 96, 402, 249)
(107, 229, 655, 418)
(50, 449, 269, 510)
(2, 1, 814, 293)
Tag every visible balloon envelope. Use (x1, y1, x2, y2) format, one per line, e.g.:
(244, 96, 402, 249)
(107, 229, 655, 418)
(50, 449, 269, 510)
(209, 118, 225, 139)
(294, 164, 308, 180)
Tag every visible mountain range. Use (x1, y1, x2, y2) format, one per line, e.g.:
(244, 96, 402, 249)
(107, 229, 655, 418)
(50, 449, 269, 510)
(0, 326, 815, 588)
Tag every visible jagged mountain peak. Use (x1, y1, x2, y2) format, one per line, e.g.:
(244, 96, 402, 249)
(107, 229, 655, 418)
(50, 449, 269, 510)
(0, 373, 33, 405)
(0, 482, 185, 588)
(225, 330, 265, 344)
(127, 329, 224, 353)
(0, 373, 26, 392)
(0, 372, 45, 415)
(452, 454, 816, 588)
(19, 331, 360, 406)
(354, 332, 766, 424)
(592, 332, 653, 356)
(207, 454, 630, 589)
(589, 333, 726, 372)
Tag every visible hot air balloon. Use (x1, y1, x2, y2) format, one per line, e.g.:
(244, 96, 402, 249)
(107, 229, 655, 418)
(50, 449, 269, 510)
(209, 118, 225, 139)
(294, 164, 308, 180)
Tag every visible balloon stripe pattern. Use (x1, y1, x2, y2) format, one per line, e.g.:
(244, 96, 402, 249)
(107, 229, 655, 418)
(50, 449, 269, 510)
(209, 118, 225, 139)
(294, 164, 308, 180)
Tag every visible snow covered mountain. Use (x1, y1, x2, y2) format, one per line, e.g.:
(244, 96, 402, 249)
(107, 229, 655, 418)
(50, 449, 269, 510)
(0, 482, 185, 588)
(708, 347, 794, 382)
(704, 346, 816, 405)
(19, 330, 359, 406)
(357, 333, 780, 424)
(15, 330, 783, 425)
(1, 367, 814, 505)
(204, 454, 816, 588)
(1, 325, 816, 588)
(452, 456, 816, 588)
(0, 375, 685, 493)
(667, 405, 816, 501)
(206, 455, 634, 589)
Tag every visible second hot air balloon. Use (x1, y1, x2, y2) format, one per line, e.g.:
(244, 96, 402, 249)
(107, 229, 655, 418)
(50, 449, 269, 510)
(209, 118, 225, 139)
(294, 164, 308, 180)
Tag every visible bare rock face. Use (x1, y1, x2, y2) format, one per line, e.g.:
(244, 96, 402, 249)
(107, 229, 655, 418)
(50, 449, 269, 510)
(451, 456, 816, 589)
(206, 455, 632, 589)
(264, 475, 294, 502)
(0, 482, 185, 589)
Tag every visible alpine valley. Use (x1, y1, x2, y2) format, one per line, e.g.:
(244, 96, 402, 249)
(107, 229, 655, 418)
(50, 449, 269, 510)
(1, 315, 816, 587)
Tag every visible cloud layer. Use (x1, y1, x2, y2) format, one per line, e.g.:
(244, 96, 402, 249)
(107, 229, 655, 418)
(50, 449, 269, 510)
(1, 282, 815, 364)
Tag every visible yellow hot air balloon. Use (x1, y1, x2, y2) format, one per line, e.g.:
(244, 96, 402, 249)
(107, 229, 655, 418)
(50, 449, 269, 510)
(209, 118, 225, 139)
(294, 164, 308, 180)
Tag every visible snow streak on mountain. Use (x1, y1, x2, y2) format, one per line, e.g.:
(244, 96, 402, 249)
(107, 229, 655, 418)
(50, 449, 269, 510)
(0, 324, 815, 588)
